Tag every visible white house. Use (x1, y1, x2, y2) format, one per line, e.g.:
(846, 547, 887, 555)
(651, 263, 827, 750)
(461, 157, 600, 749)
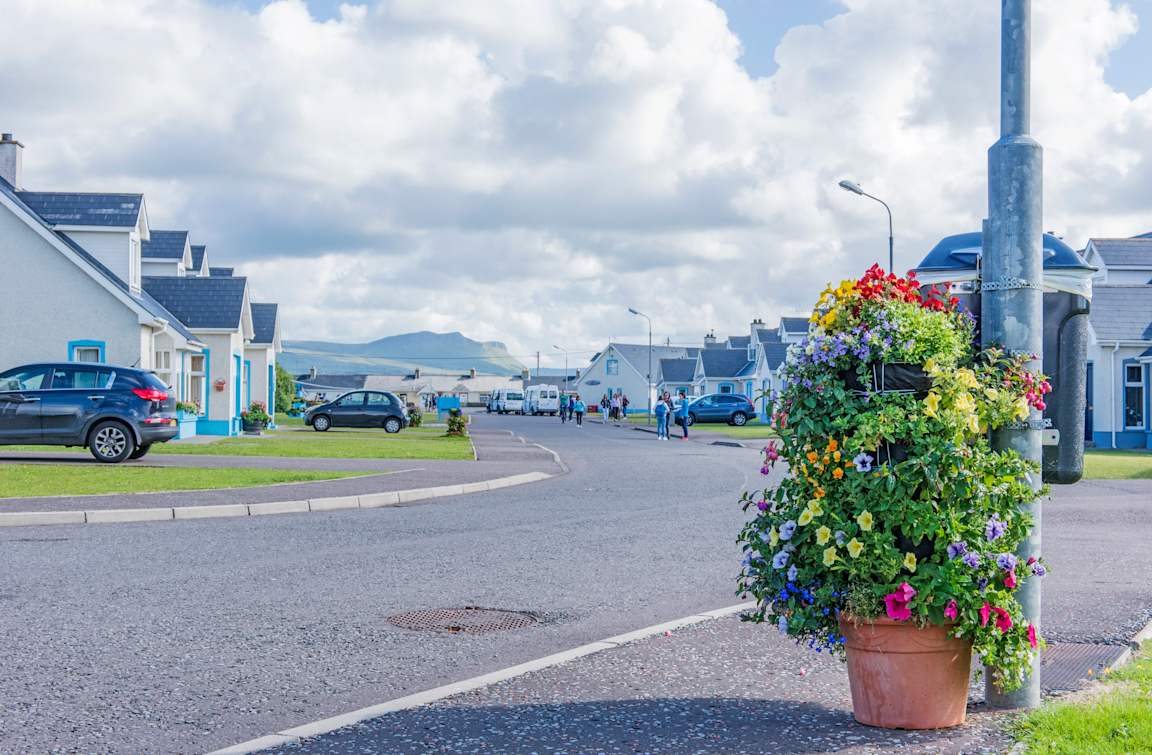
(0, 132, 280, 436)
(573, 343, 699, 412)
(247, 303, 282, 417)
(1082, 235, 1152, 449)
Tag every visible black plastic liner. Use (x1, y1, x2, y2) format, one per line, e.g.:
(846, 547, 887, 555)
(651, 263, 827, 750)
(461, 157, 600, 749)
(875, 441, 910, 467)
(894, 526, 936, 563)
(839, 363, 932, 398)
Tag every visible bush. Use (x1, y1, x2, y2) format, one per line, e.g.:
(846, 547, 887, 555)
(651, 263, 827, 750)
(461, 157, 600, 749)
(407, 404, 424, 427)
(176, 401, 200, 414)
(446, 409, 468, 436)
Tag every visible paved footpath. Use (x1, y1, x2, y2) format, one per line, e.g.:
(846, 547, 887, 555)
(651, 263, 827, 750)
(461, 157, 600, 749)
(0, 430, 560, 512)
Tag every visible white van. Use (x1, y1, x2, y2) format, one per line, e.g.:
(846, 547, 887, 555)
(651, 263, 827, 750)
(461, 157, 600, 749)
(495, 389, 524, 414)
(525, 384, 560, 415)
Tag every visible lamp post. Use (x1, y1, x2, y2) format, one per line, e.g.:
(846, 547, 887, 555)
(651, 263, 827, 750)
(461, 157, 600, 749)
(552, 345, 568, 395)
(838, 179, 895, 273)
(628, 308, 652, 426)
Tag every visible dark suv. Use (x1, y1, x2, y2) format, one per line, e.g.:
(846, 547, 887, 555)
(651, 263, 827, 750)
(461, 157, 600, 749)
(0, 363, 178, 462)
(304, 390, 409, 433)
(686, 393, 758, 426)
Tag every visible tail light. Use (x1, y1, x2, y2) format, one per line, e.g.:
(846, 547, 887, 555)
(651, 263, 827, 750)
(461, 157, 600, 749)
(132, 388, 169, 402)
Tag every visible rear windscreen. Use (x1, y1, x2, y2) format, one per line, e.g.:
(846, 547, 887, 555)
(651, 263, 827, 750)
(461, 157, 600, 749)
(507, 393, 523, 400)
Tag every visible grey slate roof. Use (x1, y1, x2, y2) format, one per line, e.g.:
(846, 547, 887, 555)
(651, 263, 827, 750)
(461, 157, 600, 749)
(0, 176, 199, 345)
(296, 374, 368, 390)
(142, 275, 248, 330)
(210, 267, 234, 277)
(761, 342, 791, 370)
(190, 244, 207, 271)
(250, 303, 278, 344)
(700, 348, 754, 379)
(727, 335, 751, 349)
(1090, 238, 1152, 267)
(658, 358, 697, 384)
(1089, 285, 1152, 342)
(757, 328, 783, 344)
(781, 317, 810, 333)
(141, 230, 189, 260)
(15, 190, 143, 227)
(608, 343, 697, 376)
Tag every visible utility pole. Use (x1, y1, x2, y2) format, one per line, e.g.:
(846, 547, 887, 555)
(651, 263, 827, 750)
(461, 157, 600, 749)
(984, 0, 1043, 709)
(536, 351, 540, 379)
(628, 308, 653, 425)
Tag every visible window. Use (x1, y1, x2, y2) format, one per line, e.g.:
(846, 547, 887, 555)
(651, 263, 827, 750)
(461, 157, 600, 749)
(50, 367, 114, 390)
(507, 392, 523, 401)
(366, 392, 391, 406)
(74, 347, 101, 363)
(338, 392, 365, 407)
(0, 366, 50, 392)
(1124, 364, 1145, 430)
(154, 350, 172, 387)
(606, 358, 619, 375)
(188, 355, 206, 412)
(719, 383, 734, 394)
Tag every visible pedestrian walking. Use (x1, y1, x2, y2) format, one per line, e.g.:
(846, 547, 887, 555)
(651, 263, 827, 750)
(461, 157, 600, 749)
(600, 394, 610, 423)
(573, 395, 586, 426)
(610, 393, 621, 421)
(654, 394, 669, 440)
(621, 394, 630, 418)
(559, 392, 569, 423)
(677, 390, 690, 439)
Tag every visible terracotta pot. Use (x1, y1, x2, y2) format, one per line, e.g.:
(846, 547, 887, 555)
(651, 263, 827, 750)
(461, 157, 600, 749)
(839, 615, 972, 729)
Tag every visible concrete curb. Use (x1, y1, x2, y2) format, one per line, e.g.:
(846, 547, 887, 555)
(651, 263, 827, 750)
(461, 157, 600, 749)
(208, 602, 754, 754)
(0, 471, 556, 529)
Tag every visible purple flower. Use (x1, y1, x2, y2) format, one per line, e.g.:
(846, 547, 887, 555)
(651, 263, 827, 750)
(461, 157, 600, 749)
(777, 615, 789, 635)
(985, 515, 1007, 542)
(787, 564, 798, 582)
(977, 577, 990, 591)
(853, 453, 874, 473)
(835, 530, 847, 546)
(947, 541, 968, 560)
(962, 552, 981, 569)
(1032, 563, 1047, 577)
(772, 551, 791, 570)
(996, 553, 1018, 572)
(756, 500, 769, 511)
(779, 520, 797, 541)
(760, 465, 771, 476)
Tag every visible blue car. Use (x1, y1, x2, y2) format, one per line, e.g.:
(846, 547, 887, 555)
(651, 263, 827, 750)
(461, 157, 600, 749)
(686, 394, 758, 426)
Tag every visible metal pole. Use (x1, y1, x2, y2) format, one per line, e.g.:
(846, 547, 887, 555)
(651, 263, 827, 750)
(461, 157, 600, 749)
(984, 0, 1043, 709)
(647, 318, 652, 426)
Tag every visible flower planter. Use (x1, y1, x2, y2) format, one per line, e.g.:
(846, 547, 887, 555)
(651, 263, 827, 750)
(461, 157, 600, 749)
(241, 419, 266, 433)
(839, 615, 972, 729)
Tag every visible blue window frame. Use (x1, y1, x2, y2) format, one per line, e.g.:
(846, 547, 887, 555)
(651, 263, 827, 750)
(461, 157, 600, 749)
(718, 382, 735, 394)
(606, 358, 619, 376)
(67, 340, 105, 363)
(1124, 361, 1146, 430)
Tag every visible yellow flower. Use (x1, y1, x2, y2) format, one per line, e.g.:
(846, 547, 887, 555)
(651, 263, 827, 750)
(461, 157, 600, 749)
(769, 527, 779, 547)
(957, 368, 979, 389)
(832, 467, 844, 480)
(967, 413, 982, 434)
(806, 451, 819, 464)
(822, 455, 830, 465)
(923, 357, 941, 377)
(984, 387, 1001, 401)
(823, 546, 839, 567)
(821, 310, 837, 327)
(816, 526, 832, 545)
(813, 486, 826, 500)
(955, 392, 976, 414)
(826, 438, 839, 453)
(1015, 397, 1031, 420)
(856, 510, 874, 531)
(847, 538, 864, 558)
(806, 499, 824, 517)
(924, 391, 941, 418)
(903, 552, 918, 572)
(833, 450, 841, 462)
(798, 509, 814, 526)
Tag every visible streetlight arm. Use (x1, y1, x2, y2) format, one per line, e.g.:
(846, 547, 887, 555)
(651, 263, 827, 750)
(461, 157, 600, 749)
(859, 190, 895, 272)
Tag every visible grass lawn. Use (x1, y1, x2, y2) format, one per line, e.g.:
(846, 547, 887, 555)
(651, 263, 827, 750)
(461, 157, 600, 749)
(0, 465, 369, 498)
(1012, 642, 1152, 754)
(152, 431, 473, 460)
(1083, 450, 1152, 480)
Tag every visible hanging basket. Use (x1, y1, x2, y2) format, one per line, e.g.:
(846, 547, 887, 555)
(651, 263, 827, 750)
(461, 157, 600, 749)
(839, 363, 932, 398)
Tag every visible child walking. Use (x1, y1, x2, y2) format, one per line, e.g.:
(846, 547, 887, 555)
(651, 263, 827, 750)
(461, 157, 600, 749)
(573, 395, 586, 426)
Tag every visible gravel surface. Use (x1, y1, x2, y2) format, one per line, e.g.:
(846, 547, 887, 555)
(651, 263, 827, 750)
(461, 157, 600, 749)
(0, 414, 1147, 753)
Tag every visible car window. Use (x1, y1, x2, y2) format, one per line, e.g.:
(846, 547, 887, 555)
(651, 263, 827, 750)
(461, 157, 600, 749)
(698, 397, 714, 407)
(337, 393, 364, 407)
(365, 392, 391, 407)
(718, 395, 742, 405)
(0, 366, 50, 392)
(50, 367, 115, 390)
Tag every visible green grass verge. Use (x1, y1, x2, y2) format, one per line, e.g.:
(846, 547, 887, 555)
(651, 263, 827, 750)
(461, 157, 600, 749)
(0, 464, 369, 498)
(153, 432, 473, 460)
(1012, 642, 1152, 754)
(1083, 450, 1152, 480)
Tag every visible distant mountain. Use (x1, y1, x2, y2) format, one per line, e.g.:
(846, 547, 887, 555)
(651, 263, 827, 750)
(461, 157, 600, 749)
(281, 331, 527, 377)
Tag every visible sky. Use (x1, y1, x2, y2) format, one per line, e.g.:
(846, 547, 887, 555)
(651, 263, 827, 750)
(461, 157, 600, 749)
(2, 0, 1151, 366)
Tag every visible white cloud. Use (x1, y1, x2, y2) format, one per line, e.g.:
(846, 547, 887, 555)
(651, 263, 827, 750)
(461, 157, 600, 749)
(2, 0, 1150, 364)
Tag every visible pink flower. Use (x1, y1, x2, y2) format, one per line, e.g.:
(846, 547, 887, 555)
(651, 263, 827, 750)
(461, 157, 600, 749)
(1004, 571, 1018, 589)
(993, 607, 1013, 633)
(883, 582, 917, 622)
(944, 600, 958, 621)
(1027, 624, 1038, 649)
(979, 603, 991, 627)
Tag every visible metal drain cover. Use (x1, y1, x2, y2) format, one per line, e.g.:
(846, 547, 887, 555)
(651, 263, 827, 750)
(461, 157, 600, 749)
(388, 607, 539, 634)
(1041, 642, 1130, 691)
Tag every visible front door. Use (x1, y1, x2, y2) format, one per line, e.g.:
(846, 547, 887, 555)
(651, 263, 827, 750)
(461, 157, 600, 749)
(40, 365, 115, 442)
(0, 365, 51, 442)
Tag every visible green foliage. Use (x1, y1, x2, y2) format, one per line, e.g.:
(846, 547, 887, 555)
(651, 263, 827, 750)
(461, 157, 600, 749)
(406, 405, 424, 428)
(446, 409, 468, 436)
(0, 464, 367, 497)
(275, 363, 297, 418)
(241, 401, 271, 424)
(738, 266, 1048, 691)
(175, 401, 200, 414)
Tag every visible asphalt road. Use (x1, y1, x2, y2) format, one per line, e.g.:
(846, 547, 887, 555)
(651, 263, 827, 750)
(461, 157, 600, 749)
(1, 415, 1148, 754)
(0, 414, 763, 753)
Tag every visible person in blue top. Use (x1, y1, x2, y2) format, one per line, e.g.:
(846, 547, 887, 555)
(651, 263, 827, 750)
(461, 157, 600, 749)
(558, 392, 569, 423)
(573, 395, 586, 426)
(653, 392, 669, 440)
(677, 390, 690, 439)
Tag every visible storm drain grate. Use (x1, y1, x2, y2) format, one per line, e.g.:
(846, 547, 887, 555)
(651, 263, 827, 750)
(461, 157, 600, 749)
(388, 607, 540, 634)
(1041, 642, 1130, 692)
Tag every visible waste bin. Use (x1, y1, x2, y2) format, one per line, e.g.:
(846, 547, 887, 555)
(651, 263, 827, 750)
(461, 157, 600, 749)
(913, 232, 1096, 484)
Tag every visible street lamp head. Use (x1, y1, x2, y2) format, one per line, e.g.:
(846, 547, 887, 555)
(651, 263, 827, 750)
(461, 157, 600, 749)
(627, 307, 639, 315)
(838, 179, 865, 196)
(553, 344, 563, 351)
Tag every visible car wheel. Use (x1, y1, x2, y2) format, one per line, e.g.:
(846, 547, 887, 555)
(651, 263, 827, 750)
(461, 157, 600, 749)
(88, 421, 137, 463)
(312, 415, 331, 432)
(384, 417, 403, 434)
(686, 413, 697, 426)
(129, 444, 152, 460)
(731, 412, 748, 426)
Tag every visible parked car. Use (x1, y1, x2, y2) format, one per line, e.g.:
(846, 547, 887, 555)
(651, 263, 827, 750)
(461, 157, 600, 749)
(685, 393, 758, 426)
(0, 362, 178, 462)
(304, 390, 408, 432)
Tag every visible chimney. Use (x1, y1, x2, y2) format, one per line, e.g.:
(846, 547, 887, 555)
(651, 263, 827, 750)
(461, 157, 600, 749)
(469, 368, 477, 378)
(309, 366, 317, 379)
(751, 318, 764, 328)
(521, 368, 530, 381)
(0, 133, 24, 189)
(703, 330, 717, 347)
(414, 368, 421, 379)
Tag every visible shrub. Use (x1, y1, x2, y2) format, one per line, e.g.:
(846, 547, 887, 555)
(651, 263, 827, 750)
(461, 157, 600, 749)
(407, 404, 424, 427)
(241, 401, 272, 425)
(446, 409, 468, 436)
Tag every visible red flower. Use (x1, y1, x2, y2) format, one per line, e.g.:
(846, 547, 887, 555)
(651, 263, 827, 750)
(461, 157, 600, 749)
(1027, 624, 1038, 649)
(992, 606, 1013, 633)
(979, 602, 991, 627)
(1004, 570, 1017, 589)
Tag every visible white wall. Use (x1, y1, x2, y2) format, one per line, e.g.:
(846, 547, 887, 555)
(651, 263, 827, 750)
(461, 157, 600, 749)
(572, 346, 648, 408)
(0, 202, 145, 367)
(142, 259, 183, 277)
(61, 229, 135, 290)
(197, 331, 246, 423)
(245, 344, 275, 414)
(1089, 342, 1148, 437)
